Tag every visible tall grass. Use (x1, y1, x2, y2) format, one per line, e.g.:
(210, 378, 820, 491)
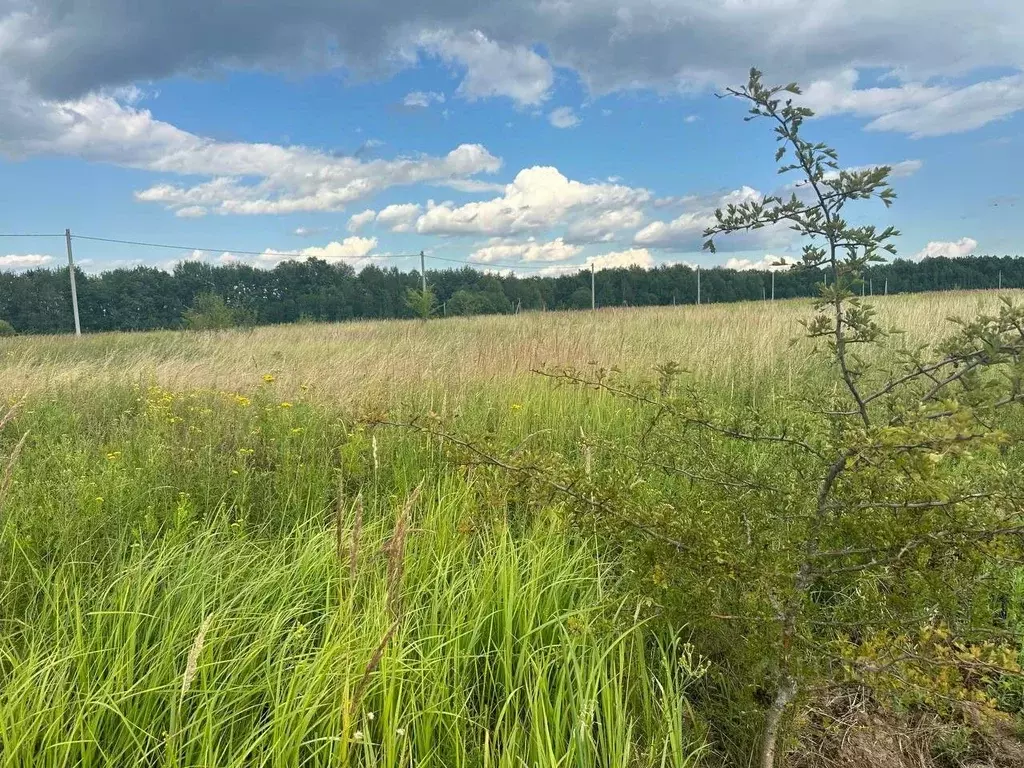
(3, 292, 1019, 405)
(0, 377, 705, 766)
(1, 292, 1020, 766)
(1, 497, 706, 767)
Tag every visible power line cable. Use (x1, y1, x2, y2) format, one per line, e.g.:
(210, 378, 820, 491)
(72, 233, 579, 273)
(0, 233, 65, 238)
(70, 233, 420, 260)
(1, 230, 585, 274)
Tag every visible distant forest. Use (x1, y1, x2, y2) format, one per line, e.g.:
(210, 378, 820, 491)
(1, 254, 1022, 335)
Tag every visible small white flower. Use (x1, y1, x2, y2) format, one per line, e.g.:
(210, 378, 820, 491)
(396, 728, 406, 737)
(367, 712, 375, 721)
(353, 730, 364, 741)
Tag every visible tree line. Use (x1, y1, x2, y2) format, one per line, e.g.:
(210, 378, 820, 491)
(0, 254, 1021, 334)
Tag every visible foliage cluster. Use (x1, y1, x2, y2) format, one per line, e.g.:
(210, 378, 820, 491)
(184, 291, 255, 330)
(403, 286, 437, 320)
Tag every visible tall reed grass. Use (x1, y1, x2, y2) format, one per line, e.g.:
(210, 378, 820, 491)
(0, 376, 707, 766)
(3, 292, 1018, 405)
(1, 292, 1019, 766)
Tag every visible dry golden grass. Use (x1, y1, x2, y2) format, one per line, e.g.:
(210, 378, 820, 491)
(2, 290, 1019, 404)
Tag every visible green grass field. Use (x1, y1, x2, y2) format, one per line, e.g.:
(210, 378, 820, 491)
(2, 291, 1022, 767)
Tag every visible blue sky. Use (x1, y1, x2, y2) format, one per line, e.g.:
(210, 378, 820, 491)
(0, 2, 1021, 276)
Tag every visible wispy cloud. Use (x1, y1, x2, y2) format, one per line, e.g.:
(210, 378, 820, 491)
(548, 106, 581, 129)
(402, 90, 446, 109)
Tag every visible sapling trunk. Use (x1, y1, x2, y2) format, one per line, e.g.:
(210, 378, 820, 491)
(760, 675, 798, 768)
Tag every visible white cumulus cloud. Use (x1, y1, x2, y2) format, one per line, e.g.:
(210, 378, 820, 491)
(634, 186, 777, 251)
(347, 210, 378, 233)
(0, 253, 54, 270)
(470, 237, 582, 264)
(802, 70, 1024, 138)
(256, 236, 379, 267)
(415, 166, 650, 237)
(566, 207, 645, 243)
(911, 237, 978, 261)
(418, 29, 553, 107)
(375, 203, 423, 233)
(537, 247, 656, 276)
(724, 255, 796, 272)
(0, 86, 502, 217)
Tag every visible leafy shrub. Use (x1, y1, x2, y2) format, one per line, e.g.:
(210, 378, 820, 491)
(183, 292, 253, 330)
(404, 286, 437, 320)
(0, 319, 16, 336)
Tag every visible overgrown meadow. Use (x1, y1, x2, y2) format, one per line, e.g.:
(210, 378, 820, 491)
(2, 293, 1022, 767)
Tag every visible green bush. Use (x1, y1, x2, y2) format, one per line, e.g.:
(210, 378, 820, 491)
(0, 319, 16, 336)
(183, 292, 254, 330)
(404, 286, 437, 320)
(446, 289, 487, 316)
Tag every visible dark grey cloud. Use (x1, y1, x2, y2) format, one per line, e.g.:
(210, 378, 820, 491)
(0, 0, 1020, 232)
(2, 0, 1022, 101)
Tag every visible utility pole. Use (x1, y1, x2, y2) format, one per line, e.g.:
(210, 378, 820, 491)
(419, 251, 427, 294)
(771, 270, 775, 301)
(869, 278, 873, 296)
(696, 266, 701, 305)
(590, 263, 596, 310)
(999, 271, 1003, 290)
(884, 278, 888, 296)
(65, 229, 81, 337)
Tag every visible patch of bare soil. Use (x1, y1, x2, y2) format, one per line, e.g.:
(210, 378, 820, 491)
(790, 689, 1024, 768)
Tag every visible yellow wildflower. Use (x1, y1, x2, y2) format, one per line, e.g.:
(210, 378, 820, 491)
(651, 565, 668, 587)
(262, 374, 275, 383)
(279, 402, 293, 409)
